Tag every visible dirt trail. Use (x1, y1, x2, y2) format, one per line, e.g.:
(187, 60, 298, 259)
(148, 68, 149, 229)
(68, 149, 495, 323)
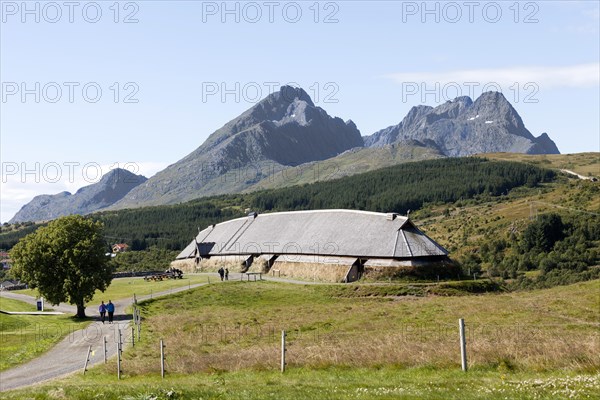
(560, 169, 596, 181)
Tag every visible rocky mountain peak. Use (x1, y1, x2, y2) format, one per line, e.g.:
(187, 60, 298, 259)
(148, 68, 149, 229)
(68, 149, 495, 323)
(11, 88, 562, 220)
(403, 105, 434, 128)
(110, 86, 363, 209)
(245, 86, 314, 123)
(365, 91, 559, 156)
(469, 91, 526, 136)
(433, 96, 473, 119)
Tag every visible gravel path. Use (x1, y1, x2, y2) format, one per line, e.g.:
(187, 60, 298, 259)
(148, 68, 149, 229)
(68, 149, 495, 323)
(0, 282, 208, 392)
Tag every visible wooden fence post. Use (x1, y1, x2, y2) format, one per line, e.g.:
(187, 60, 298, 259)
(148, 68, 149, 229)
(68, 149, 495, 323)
(117, 341, 122, 380)
(459, 318, 467, 372)
(118, 327, 123, 356)
(281, 330, 286, 373)
(160, 339, 165, 378)
(83, 345, 92, 374)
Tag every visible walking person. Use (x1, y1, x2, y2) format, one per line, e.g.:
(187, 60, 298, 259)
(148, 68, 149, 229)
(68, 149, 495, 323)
(225, 268, 229, 281)
(106, 300, 115, 324)
(98, 301, 106, 324)
(218, 267, 224, 281)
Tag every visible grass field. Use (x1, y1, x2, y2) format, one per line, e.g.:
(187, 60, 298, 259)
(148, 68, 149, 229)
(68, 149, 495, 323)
(0, 297, 90, 371)
(120, 280, 599, 374)
(3, 279, 599, 398)
(14, 274, 209, 304)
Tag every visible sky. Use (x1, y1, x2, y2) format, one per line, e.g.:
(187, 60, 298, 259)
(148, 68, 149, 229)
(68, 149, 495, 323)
(1, 0, 599, 223)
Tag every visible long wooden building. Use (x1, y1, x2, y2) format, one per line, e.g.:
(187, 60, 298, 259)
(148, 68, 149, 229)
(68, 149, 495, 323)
(173, 209, 452, 282)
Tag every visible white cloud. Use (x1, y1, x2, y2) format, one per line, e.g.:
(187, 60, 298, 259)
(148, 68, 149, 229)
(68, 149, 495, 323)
(385, 63, 600, 89)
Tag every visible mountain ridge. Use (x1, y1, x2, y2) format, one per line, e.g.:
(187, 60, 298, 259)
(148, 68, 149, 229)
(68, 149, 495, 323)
(9, 87, 562, 222)
(365, 91, 560, 156)
(109, 85, 363, 209)
(9, 168, 147, 223)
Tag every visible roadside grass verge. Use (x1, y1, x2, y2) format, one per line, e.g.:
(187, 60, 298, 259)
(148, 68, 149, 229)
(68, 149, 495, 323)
(14, 274, 209, 303)
(0, 297, 90, 371)
(117, 280, 598, 375)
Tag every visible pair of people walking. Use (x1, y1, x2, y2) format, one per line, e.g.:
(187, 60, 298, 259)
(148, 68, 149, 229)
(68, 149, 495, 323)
(218, 267, 229, 281)
(98, 300, 115, 323)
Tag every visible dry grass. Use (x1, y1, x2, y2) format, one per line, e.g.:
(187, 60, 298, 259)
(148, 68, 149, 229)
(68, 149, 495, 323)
(136, 323, 597, 374)
(115, 280, 600, 376)
(246, 257, 269, 273)
(483, 152, 600, 178)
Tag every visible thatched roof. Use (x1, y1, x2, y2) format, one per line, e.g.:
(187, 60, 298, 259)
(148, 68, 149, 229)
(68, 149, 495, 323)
(176, 209, 447, 261)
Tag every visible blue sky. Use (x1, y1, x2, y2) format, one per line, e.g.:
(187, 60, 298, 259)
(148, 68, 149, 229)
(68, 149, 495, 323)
(1, 0, 599, 223)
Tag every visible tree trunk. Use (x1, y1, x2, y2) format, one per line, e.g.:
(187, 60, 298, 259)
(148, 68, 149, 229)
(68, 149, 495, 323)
(76, 303, 86, 318)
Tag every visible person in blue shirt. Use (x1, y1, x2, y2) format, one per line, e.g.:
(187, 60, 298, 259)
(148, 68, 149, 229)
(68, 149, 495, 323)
(98, 301, 107, 324)
(106, 300, 115, 324)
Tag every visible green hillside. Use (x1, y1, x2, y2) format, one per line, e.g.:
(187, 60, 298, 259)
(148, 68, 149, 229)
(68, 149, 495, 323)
(246, 144, 443, 191)
(1, 157, 556, 251)
(413, 156, 599, 288)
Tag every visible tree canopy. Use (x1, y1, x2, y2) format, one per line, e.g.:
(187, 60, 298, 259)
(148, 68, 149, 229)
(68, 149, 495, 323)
(10, 215, 112, 318)
(520, 213, 566, 253)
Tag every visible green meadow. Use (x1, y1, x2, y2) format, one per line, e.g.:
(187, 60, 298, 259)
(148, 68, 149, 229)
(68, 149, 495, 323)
(0, 297, 90, 371)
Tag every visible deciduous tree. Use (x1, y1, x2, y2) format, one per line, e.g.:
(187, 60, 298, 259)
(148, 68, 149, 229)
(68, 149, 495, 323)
(11, 215, 112, 318)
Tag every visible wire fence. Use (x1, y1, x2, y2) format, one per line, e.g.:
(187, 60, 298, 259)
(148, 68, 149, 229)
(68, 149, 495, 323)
(106, 316, 599, 378)
(4, 309, 596, 380)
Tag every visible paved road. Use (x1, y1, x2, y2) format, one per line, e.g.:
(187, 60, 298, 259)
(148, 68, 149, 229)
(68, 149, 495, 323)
(0, 282, 208, 392)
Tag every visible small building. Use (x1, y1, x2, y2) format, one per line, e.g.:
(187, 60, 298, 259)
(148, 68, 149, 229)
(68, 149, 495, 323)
(173, 209, 453, 282)
(0, 251, 11, 270)
(112, 243, 129, 253)
(0, 280, 15, 289)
